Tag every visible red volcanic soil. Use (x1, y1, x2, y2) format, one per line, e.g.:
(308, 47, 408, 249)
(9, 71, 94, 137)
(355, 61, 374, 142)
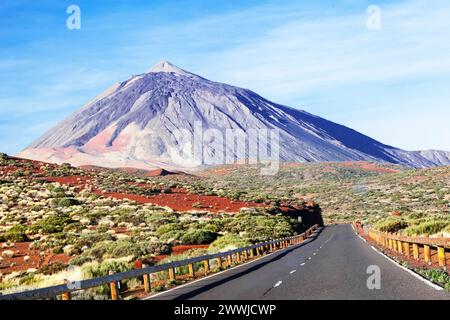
(100, 190, 265, 213)
(45, 176, 94, 191)
(44, 175, 265, 213)
(0, 242, 71, 275)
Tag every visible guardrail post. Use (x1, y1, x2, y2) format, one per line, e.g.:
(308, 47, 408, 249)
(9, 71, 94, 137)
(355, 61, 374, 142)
(423, 245, 431, 264)
(404, 242, 410, 257)
(109, 271, 119, 300)
(204, 259, 210, 274)
(413, 243, 419, 260)
(227, 254, 233, 266)
(188, 263, 195, 278)
(142, 264, 151, 293)
(243, 250, 248, 260)
(168, 267, 176, 281)
(437, 247, 446, 268)
(249, 248, 254, 258)
(393, 239, 397, 252)
(235, 252, 241, 263)
(397, 241, 403, 254)
(217, 257, 223, 270)
(61, 279, 71, 300)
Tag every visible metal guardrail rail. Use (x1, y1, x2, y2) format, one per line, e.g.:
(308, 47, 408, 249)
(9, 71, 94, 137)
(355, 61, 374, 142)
(0, 224, 319, 300)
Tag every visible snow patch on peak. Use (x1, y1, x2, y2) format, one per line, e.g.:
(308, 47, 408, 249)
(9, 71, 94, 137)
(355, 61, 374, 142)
(148, 61, 193, 77)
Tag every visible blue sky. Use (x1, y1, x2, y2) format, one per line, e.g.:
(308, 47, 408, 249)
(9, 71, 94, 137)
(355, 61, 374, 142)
(1, 0, 450, 154)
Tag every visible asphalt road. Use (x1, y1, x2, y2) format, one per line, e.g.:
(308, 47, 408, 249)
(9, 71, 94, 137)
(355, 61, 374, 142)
(145, 224, 450, 300)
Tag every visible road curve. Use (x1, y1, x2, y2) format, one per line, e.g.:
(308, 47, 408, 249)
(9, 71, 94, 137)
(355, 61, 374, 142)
(145, 224, 450, 300)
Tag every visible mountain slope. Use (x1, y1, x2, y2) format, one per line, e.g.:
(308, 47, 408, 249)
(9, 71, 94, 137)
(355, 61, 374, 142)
(17, 61, 450, 169)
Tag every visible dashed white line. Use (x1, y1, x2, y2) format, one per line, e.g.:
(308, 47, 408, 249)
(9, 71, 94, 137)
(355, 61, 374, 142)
(300, 263, 306, 266)
(274, 281, 283, 288)
(290, 270, 296, 274)
(313, 252, 317, 256)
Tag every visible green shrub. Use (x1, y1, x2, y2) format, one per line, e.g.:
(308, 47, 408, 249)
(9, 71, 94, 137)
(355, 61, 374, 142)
(404, 221, 449, 236)
(424, 269, 450, 290)
(192, 202, 203, 208)
(3, 224, 28, 242)
(208, 234, 249, 253)
(84, 240, 172, 261)
(51, 198, 80, 207)
(375, 218, 408, 233)
(82, 260, 132, 296)
(38, 262, 68, 275)
(37, 214, 73, 234)
(159, 230, 184, 242)
(223, 211, 296, 241)
(70, 255, 93, 266)
(155, 223, 183, 237)
(180, 229, 218, 245)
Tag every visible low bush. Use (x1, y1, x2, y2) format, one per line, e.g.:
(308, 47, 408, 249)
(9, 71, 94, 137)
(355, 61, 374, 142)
(35, 214, 73, 234)
(403, 220, 449, 236)
(51, 198, 81, 207)
(208, 234, 249, 253)
(375, 218, 408, 233)
(155, 223, 183, 237)
(179, 229, 218, 245)
(424, 269, 450, 290)
(3, 224, 28, 242)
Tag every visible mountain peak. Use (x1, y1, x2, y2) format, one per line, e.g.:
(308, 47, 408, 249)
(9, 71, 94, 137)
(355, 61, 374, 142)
(148, 60, 193, 76)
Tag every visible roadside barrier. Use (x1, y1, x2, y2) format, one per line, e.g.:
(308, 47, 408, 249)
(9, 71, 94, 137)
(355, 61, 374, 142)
(367, 228, 449, 269)
(0, 224, 319, 300)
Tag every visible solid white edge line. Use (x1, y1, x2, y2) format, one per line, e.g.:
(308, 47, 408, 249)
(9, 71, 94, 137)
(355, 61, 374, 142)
(368, 245, 443, 291)
(143, 236, 315, 300)
(353, 229, 443, 291)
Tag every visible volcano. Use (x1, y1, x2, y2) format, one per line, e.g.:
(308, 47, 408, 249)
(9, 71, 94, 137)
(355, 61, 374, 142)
(17, 61, 450, 169)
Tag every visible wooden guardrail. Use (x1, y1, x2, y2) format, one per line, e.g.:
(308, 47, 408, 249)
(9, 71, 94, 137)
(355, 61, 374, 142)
(0, 224, 319, 300)
(367, 229, 449, 269)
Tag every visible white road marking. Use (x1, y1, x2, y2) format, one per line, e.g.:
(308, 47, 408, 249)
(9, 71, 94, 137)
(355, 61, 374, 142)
(308, 257, 312, 260)
(274, 281, 282, 287)
(357, 234, 367, 243)
(143, 242, 285, 300)
(313, 252, 317, 256)
(300, 263, 306, 266)
(290, 270, 296, 274)
(369, 245, 443, 290)
(353, 227, 442, 291)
